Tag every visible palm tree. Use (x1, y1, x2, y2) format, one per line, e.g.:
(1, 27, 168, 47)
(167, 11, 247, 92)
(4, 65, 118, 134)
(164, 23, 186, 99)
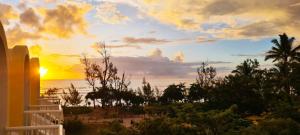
(265, 33, 300, 94)
(232, 59, 259, 77)
(265, 33, 300, 66)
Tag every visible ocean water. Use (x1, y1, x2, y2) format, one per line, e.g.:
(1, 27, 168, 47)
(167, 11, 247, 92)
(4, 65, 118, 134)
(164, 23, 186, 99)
(40, 78, 195, 95)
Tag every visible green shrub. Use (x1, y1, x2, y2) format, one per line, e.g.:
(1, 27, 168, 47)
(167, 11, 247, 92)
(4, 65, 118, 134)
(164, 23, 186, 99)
(98, 120, 136, 135)
(241, 118, 300, 135)
(132, 117, 198, 135)
(63, 106, 93, 115)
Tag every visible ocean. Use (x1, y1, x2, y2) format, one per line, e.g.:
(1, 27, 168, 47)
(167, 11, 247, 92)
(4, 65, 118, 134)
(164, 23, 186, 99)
(40, 78, 195, 96)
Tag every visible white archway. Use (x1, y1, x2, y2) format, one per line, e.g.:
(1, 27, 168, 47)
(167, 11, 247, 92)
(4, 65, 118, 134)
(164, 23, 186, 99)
(0, 21, 9, 134)
(8, 46, 30, 126)
(30, 58, 40, 105)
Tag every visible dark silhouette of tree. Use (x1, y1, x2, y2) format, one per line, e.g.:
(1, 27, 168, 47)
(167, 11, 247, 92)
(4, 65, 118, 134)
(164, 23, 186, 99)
(44, 88, 59, 97)
(265, 33, 300, 94)
(140, 77, 154, 105)
(188, 83, 206, 103)
(291, 63, 300, 95)
(93, 43, 118, 107)
(190, 62, 217, 103)
(62, 83, 82, 106)
(109, 72, 131, 107)
(265, 33, 300, 64)
(208, 59, 264, 114)
(196, 62, 217, 89)
(232, 59, 259, 77)
(160, 83, 185, 103)
(81, 55, 98, 108)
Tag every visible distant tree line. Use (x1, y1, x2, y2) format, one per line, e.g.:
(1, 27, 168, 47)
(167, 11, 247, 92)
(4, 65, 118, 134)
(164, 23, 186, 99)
(96, 33, 300, 135)
(78, 34, 300, 115)
(59, 33, 300, 135)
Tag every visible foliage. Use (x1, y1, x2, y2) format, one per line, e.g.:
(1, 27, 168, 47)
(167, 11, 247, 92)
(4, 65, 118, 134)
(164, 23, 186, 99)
(98, 120, 136, 135)
(196, 62, 217, 89)
(140, 77, 155, 105)
(232, 59, 259, 77)
(137, 104, 250, 135)
(188, 83, 206, 102)
(206, 59, 265, 114)
(76, 33, 300, 134)
(63, 106, 93, 115)
(265, 33, 300, 64)
(241, 118, 300, 135)
(265, 33, 300, 94)
(62, 83, 83, 106)
(44, 88, 59, 97)
(160, 83, 185, 104)
(81, 55, 98, 108)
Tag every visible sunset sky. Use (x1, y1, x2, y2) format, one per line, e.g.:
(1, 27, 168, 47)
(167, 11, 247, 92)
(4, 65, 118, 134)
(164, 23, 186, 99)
(1, 0, 300, 80)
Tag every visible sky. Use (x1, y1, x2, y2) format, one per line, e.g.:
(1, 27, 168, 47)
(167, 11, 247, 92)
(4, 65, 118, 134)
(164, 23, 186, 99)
(1, 0, 300, 80)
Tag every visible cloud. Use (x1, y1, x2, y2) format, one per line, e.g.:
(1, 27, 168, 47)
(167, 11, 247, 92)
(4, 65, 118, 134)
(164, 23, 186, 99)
(90, 43, 141, 52)
(95, 2, 129, 24)
(84, 48, 231, 78)
(148, 48, 162, 57)
(88, 56, 231, 78)
(290, 2, 300, 7)
(123, 37, 169, 44)
(44, 0, 300, 39)
(196, 36, 218, 43)
(6, 25, 41, 46)
(20, 8, 40, 27)
(173, 51, 184, 62)
(0, 3, 18, 25)
(44, 0, 57, 3)
(231, 53, 266, 58)
(39, 2, 91, 38)
(1, 2, 92, 46)
(17, 2, 27, 10)
(105, 0, 300, 39)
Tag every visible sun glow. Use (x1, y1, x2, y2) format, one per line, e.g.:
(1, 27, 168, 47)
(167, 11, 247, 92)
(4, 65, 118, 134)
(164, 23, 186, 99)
(39, 67, 48, 78)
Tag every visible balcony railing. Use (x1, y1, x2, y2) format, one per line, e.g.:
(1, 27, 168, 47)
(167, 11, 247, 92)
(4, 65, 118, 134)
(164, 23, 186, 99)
(5, 97, 64, 135)
(5, 125, 64, 135)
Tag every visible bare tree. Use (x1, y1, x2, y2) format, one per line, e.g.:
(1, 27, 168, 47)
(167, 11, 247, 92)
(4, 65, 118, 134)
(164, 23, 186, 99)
(196, 62, 217, 89)
(82, 42, 133, 108)
(110, 72, 131, 106)
(89, 42, 118, 107)
(81, 55, 98, 108)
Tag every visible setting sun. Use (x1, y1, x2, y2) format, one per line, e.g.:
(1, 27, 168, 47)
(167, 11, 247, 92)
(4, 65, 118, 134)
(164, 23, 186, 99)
(39, 67, 48, 78)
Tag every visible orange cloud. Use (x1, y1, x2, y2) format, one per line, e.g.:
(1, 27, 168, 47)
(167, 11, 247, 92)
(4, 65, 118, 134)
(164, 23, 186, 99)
(148, 48, 162, 57)
(39, 2, 91, 38)
(6, 25, 41, 47)
(90, 43, 141, 52)
(20, 8, 40, 27)
(0, 3, 18, 25)
(173, 51, 184, 62)
(115, 0, 300, 39)
(124, 37, 169, 44)
(95, 2, 129, 24)
(197, 36, 218, 43)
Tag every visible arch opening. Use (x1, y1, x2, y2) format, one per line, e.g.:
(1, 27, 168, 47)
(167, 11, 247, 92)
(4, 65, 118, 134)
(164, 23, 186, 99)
(24, 55, 30, 111)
